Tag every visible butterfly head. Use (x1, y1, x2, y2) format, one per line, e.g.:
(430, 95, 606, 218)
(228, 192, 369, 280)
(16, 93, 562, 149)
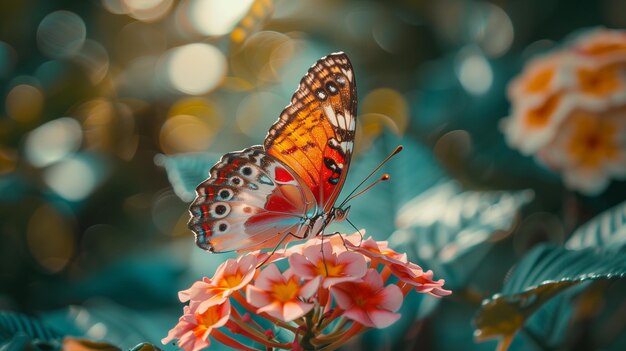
(332, 206, 350, 222)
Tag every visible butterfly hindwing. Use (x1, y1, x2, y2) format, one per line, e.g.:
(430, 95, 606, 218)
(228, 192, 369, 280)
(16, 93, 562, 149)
(265, 52, 357, 212)
(188, 146, 317, 252)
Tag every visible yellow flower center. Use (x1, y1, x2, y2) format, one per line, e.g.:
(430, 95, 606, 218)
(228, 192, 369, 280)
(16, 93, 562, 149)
(220, 272, 244, 289)
(525, 67, 555, 93)
(525, 94, 561, 127)
(577, 65, 620, 97)
(270, 277, 300, 302)
(193, 306, 221, 336)
(315, 260, 344, 277)
(567, 112, 618, 167)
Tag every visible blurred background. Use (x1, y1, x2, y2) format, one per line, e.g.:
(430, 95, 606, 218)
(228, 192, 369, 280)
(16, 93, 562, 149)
(1, 0, 625, 350)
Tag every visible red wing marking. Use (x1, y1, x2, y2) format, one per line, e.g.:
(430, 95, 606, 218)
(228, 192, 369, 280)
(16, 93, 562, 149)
(274, 167, 295, 182)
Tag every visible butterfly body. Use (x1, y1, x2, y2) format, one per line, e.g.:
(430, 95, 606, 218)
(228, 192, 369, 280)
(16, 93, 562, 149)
(188, 52, 356, 252)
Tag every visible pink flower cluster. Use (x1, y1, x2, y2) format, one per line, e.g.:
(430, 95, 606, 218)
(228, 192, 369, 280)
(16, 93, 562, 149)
(501, 28, 626, 195)
(162, 233, 450, 351)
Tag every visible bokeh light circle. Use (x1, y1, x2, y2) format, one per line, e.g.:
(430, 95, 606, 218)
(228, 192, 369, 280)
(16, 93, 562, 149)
(160, 114, 215, 154)
(122, 0, 174, 22)
(37, 11, 86, 58)
(6, 84, 44, 123)
(456, 47, 493, 95)
(27, 204, 75, 273)
(25, 117, 82, 167)
(166, 43, 227, 95)
(43, 155, 101, 201)
(189, 0, 254, 36)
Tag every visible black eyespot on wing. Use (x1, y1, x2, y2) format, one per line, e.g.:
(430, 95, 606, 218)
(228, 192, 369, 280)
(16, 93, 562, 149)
(315, 88, 327, 100)
(215, 204, 226, 215)
(325, 81, 339, 95)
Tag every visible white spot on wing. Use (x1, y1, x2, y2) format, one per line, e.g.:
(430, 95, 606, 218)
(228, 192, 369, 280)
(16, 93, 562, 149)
(342, 68, 353, 82)
(324, 105, 340, 127)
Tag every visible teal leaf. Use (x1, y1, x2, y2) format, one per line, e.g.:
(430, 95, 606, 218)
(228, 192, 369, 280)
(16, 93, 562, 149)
(566, 199, 626, 252)
(473, 245, 626, 349)
(389, 182, 533, 288)
(335, 133, 445, 239)
(154, 153, 220, 202)
(0, 312, 62, 341)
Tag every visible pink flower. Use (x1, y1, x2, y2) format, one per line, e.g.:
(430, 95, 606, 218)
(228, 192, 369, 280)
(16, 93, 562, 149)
(162, 301, 230, 351)
(246, 264, 320, 322)
(331, 269, 403, 328)
(289, 242, 367, 288)
(179, 254, 256, 312)
(389, 262, 452, 297)
(348, 236, 407, 265)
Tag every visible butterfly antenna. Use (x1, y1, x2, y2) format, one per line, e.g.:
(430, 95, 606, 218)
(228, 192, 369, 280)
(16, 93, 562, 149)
(338, 145, 403, 208)
(341, 174, 390, 206)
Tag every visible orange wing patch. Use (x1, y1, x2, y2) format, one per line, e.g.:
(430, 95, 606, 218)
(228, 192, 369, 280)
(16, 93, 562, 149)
(265, 52, 357, 210)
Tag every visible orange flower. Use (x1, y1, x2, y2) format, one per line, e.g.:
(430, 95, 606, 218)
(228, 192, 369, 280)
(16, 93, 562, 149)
(503, 27, 626, 193)
(179, 254, 256, 313)
(331, 269, 403, 328)
(538, 108, 626, 194)
(246, 264, 320, 322)
(162, 301, 230, 351)
(574, 28, 626, 66)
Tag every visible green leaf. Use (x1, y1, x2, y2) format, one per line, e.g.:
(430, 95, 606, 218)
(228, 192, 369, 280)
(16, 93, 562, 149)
(566, 199, 626, 252)
(337, 133, 445, 239)
(389, 182, 533, 288)
(473, 245, 626, 348)
(154, 152, 220, 202)
(0, 312, 62, 341)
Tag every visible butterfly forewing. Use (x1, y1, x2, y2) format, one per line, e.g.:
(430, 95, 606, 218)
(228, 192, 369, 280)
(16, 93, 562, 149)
(264, 52, 357, 212)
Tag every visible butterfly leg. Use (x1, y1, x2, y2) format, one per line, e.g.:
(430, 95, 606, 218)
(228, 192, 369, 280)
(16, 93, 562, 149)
(256, 228, 311, 268)
(256, 231, 296, 268)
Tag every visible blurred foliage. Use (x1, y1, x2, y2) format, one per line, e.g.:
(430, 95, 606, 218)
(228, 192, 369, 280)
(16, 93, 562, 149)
(0, 0, 625, 350)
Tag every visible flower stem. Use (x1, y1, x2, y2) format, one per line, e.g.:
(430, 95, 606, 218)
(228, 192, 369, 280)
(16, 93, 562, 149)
(230, 311, 291, 349)
(317, 323, 365, 351)
(213, 330, 258, 351)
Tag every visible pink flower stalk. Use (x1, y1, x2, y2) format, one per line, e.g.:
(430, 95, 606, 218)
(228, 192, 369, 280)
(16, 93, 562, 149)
(331, 269, 403, 328)
(246, 264, 320, 322)
(389, 262, 452, 297)
(349, 236, 408, 265)
(289, 242, 367, 288)
(162, 301, 230, 351)
(179, 254, 256, 312)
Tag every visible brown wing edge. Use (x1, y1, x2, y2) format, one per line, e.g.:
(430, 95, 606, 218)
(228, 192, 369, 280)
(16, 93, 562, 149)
(263, 52, 357, 149)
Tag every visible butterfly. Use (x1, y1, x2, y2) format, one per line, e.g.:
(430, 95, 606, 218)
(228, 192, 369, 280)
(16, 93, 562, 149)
(188, 52, 357, 253)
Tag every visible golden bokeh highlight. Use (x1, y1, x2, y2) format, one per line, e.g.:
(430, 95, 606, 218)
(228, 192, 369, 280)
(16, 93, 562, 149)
(160, 98, 222, 154)
(74, 99, 139, 160)
(235, 91, 282, 138)
(122, 0, 174, 22)
(230, 31, 295, 85)
(230, 0, 274, 45)
(360, 88, 408, 136)
(6, 84, 44, 123)
(27, 204, 75, 273)
(434, 130, 473, 178)
(0, 147, 17, 175)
